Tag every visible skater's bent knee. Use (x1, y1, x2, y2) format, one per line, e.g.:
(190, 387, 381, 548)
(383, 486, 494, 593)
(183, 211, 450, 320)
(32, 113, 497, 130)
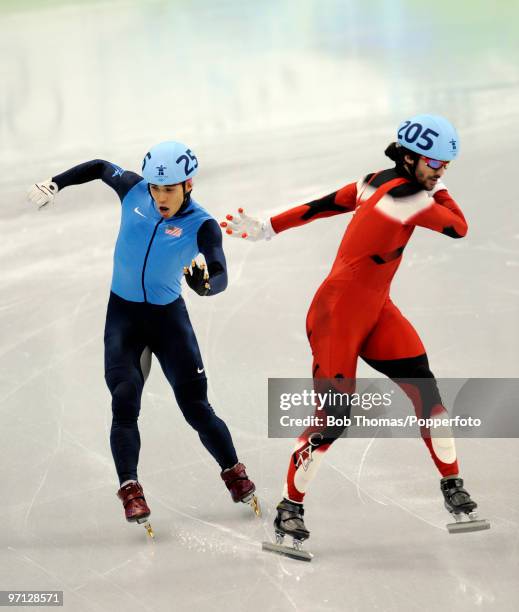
(181, 400, 217, 431)
(113, 380, 141, 403)
(174, 381, 220, 430)
(111, 380, 142, 423)
(412, 364, 435, 379)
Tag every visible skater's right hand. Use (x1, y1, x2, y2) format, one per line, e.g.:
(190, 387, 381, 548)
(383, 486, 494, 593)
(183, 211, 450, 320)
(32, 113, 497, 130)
(220, 208, 275, 241)
(27, 178, 59, 209)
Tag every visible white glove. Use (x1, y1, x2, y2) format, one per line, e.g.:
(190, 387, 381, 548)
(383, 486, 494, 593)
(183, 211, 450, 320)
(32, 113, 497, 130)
(428, 180, 448, 196)
(27, 179, 59, 209)
(220, 208, 275, 241)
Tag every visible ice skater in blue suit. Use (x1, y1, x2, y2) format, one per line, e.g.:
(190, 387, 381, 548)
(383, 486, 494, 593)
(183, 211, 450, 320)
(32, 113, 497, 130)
(28, 141, 260, 534)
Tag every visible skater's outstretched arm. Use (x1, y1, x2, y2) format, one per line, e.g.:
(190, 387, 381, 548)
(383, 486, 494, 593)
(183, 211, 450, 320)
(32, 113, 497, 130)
(408, 182, 468, 238)
(27, 160, 143, 208)
(270, 182, 357, 234)
(220, 182, 357, 241)
(53, 160, 142, 201)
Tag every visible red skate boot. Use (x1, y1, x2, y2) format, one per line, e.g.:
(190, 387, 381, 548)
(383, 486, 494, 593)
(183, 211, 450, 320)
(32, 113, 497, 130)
(116, 481, 154, 537)
(221, 463, 261, 516)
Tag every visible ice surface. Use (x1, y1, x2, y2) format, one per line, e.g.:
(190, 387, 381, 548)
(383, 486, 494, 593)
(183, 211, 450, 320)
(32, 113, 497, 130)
(1, 1, 518, 611)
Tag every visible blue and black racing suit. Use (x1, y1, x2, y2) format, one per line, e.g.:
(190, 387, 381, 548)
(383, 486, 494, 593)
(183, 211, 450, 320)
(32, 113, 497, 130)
(53, 160, 238, 483)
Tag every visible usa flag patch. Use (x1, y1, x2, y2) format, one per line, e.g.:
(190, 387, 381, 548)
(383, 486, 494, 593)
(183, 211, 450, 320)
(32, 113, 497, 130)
(165, 226, 182, 237)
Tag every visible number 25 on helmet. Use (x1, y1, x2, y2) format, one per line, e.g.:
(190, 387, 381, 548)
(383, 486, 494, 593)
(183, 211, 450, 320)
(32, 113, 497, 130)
(142, 141, 199, 185)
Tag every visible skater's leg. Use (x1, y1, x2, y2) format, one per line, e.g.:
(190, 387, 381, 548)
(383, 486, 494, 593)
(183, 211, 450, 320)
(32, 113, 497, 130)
(284, 285, 376, 503)
(275, 345, 358, 550)
(150, 296, 238, 469)
(361, 299, 459, 477)
(364, 354, 459, 476)
(104, 293, 147, 484)
(284, 424, 341, 503)
(173, 378, 238, 469)
(150, 296, 259, 508)
(107, 369, 145, 483)
(283, 382, 358, 503)
(360, 301, 490, 532)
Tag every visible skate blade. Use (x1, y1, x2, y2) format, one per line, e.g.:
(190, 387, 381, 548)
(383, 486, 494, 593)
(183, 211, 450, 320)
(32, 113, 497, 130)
(136, 517, 154, 538)
(242, 493, 262, 517)
(249, 495, 262, 517)
(262, 541, 313, 562)
(447, 519, 490, 534)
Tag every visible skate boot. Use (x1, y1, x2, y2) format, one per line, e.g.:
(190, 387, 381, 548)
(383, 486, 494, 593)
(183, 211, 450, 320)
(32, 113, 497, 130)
(262, 499, 313, 561)
(117, 481, 154, 538)
(221, 463, 261, 516)
(441, 476, 490, 534)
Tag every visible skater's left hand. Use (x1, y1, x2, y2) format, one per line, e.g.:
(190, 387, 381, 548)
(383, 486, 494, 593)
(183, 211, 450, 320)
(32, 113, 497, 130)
(184, 260, 211, 296)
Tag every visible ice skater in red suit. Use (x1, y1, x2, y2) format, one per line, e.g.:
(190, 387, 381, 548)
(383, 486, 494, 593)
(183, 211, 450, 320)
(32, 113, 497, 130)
(222, 114, 487, 546)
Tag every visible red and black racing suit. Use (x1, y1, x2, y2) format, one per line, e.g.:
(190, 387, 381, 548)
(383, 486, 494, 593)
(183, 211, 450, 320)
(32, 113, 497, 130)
(270, 168, 468, 502)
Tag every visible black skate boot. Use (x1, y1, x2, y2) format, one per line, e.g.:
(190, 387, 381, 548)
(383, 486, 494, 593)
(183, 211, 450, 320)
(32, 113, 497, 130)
(262, 499, 312, 562)
(441, 477, 490, 534)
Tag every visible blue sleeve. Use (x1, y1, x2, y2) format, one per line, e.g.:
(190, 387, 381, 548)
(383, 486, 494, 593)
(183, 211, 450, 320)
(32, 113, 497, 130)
(197, 219, 228, 296)
(52, 159, 143, 202)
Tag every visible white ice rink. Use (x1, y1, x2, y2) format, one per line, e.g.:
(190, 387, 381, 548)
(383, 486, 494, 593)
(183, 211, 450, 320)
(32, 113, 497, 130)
(1, 1, 519, 610)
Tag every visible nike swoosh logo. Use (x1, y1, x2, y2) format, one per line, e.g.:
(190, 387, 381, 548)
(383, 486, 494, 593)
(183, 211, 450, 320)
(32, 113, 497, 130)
(197, 367, 205, 374)
(134, 207, 146, 218)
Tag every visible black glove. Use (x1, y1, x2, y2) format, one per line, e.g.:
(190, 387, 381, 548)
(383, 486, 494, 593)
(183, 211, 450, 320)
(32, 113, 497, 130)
(183, 260, 211, 296)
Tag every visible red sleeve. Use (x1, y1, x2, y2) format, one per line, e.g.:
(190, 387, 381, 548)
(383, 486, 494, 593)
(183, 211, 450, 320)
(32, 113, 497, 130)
(270, 182, 357, 234)
(408, 189, 468, 238)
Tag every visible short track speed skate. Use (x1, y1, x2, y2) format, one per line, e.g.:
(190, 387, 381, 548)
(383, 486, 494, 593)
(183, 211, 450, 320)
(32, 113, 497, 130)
(117, 481, 154, 538)
(441, 477, 490, 534)
(262, 499, 313, 562)
(221, 463, 261, 516)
